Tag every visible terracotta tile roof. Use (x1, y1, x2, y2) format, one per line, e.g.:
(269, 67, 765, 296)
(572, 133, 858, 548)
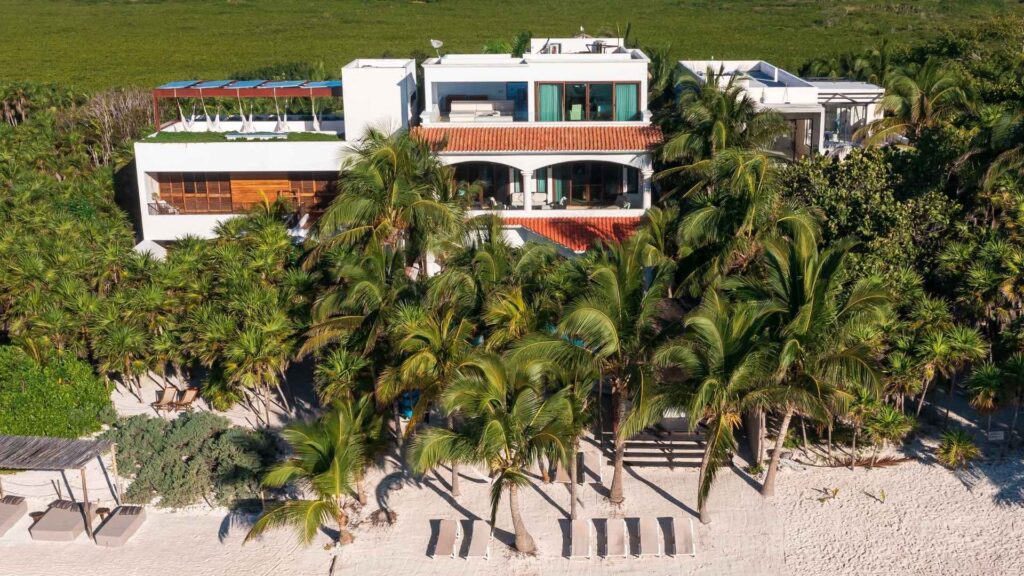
(412, 125, 663, 153)
(504, 216, 644, 253)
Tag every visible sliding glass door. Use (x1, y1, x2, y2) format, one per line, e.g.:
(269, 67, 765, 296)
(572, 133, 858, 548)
(536, 82, 640, 122)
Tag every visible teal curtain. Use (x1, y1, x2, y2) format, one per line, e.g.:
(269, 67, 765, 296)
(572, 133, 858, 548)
(539, 84, 563, 121)
(553, 167, 565, 201)
(536, 168, 547, 194)
(614, 84, 639, 121)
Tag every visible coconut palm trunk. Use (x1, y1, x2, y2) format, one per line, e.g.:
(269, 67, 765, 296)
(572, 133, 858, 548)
(609, 387, 626, 505)
(696, 437, 713, 524)
(447, 415, 460, 497)
(761, 406, 793, 497)
(850, 427, 859, 470)
(915, 377, 932, 417)
(568, 441, 579, 519)
(508, 483, 536, 554)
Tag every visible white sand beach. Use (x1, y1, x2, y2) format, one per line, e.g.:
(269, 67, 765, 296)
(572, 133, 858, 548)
(2, 442, 1022, 576)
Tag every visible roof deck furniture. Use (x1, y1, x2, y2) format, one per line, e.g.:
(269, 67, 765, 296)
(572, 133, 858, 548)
(604, 518, 627, 557)
(431, 519, 459, 559)
(0, 495, 27, 537)
(464, 520, 491, 560)
(448, 100, 515, 123)
(569, 518, 591, 559)
(29, 500, 98, 542)
(668, 517, 696, 557)
(94, 506, 147, 547)
(174, 387, 200, 411)
(638, 517, 662, 557)
(151, 387, 177, 413)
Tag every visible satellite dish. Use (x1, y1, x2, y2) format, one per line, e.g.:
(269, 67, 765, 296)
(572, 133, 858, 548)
(430, 39, 444, 58)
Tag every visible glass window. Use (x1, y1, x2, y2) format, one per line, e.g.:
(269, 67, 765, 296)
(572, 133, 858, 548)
(564, 83, 586, 121)
(589, 83, 613, 121)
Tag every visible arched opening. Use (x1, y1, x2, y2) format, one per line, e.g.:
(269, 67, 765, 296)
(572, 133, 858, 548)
(452, 162, 522, 209)
(540, 161, 641, 209)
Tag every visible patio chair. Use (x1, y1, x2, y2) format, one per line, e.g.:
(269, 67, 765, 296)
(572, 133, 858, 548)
(94, 505, 147, 547)
(174, 387, 200, 411)
(604, 518, 627, 557)
(465, 520, 491, 560)
(669, 517, 695, 557)
(569, 518, 591, 559)
(0, 495, 27, 537)
(431, 519, 459, 559)
(151, 387, 177, 412)
(29, 500, 97, 542)
(638, 517, 662, 557)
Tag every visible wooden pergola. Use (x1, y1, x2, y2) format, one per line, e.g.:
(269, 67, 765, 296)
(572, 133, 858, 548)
(0, 435, 120, 539)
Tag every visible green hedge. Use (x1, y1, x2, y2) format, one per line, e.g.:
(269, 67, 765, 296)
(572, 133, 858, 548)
(101, 412, 277, 509)
(0, 346, 115, 437)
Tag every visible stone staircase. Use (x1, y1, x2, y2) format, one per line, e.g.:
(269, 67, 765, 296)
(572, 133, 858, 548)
(592, 428, 705, 468)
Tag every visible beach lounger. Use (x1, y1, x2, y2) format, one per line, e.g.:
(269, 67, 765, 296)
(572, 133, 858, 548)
(0, 495, 28, 537)
(569, 518, 591, 559)
(151, 387, 177, 412)
(605, 518, 627, 557)
(581, 451, 602, 484)
(669, 517, 696, 557)
(465, 520, 491, 560)
(431, 519, 459, 559)
(94, 506, 146, 547)
(553, 460, 571, 484)
(29, 500, 97, 542)
(174, 387, 200, 411)
(638, 517, 662, 557)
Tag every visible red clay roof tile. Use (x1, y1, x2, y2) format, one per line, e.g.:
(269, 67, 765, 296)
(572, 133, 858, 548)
(412, 125, 663, 153)
(504, 216, 643, 253)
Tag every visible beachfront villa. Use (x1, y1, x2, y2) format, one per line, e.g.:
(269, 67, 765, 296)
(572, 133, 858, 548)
(132, 36, 883, 253)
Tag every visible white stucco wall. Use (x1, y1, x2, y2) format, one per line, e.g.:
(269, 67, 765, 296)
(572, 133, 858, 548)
(342, 59, 417, 141)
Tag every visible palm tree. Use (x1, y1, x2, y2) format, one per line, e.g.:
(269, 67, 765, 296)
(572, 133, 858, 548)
(410, 353, 572, 554)
(94, 322, 149, 400)
(555, 239, 671, 505)
(309, 128, 463, 267)
(864, 404, 914, 467)
(377, 303, 474, 495)
(731, 226, 890, 497)
(966, 363, 1003, 435)
(246, 398, 382, 573)
(846, 388, 878, 469)
(655, 291, 774, 523)
(223, 311, 294, 426)
(660, 66, 787, 163)
(935, 429, 981, 469)
(858, 58, 975, 145)
(1002, 353, 1024, 442)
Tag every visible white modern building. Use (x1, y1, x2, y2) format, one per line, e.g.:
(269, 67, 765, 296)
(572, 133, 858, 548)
(133, 34, 661, 252)
(677, 60, 884, 159)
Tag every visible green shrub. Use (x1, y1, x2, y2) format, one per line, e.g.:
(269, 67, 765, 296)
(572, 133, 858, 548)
(101, 412, 278, 509)
(936, 429, 982, 470)
(0, 346, 115, 437)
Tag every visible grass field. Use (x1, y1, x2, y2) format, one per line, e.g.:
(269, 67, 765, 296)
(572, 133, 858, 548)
(2, 0, 1021, 91)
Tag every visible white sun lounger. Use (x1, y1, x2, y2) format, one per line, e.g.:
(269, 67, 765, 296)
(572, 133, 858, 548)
(581, 451, 602, 483)
(605, 518, 627, 557)
(94, 506, 147, 547)
(670, 517, 696, 557)
(431, 519, 460, 559)
(465, 520, 491, 560)
(569, 518, 591, 559)
(29, 500, 97, 542)
(0, 495, 28, 537)
(638, 517, 662, 557)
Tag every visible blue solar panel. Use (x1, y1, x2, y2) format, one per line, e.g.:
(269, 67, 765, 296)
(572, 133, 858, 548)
(261, 80, 305, 89)
(303, 80, 342, 88)
(227, 80, 265, 89)
(194, 80, 231, 89)
(158, 80, 199, 89)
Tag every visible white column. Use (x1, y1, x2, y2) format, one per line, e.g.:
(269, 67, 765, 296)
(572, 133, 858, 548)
(641, 168, 654, 209)
(523, 170, 534, 212)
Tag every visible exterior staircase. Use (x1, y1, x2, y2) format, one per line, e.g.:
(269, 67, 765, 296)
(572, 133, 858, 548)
(592, 428, 705, 468)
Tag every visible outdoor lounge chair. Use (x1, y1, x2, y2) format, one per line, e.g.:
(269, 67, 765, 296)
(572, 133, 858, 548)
(0, 495, 27, 537)
(569, 518, 591, 559)
(604, 518, 627, 557)
(431, 519, 459, 559)
(94, 505, 146, 547)
(638, 517, 662, 557)
(669, 517, 695, 557)
(174, 387, 200, 411)
(29, 500, 97, 542)
(581, 451, 602, 484)
(465, 520, 491, 560)
(151, 387, 177, 412)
